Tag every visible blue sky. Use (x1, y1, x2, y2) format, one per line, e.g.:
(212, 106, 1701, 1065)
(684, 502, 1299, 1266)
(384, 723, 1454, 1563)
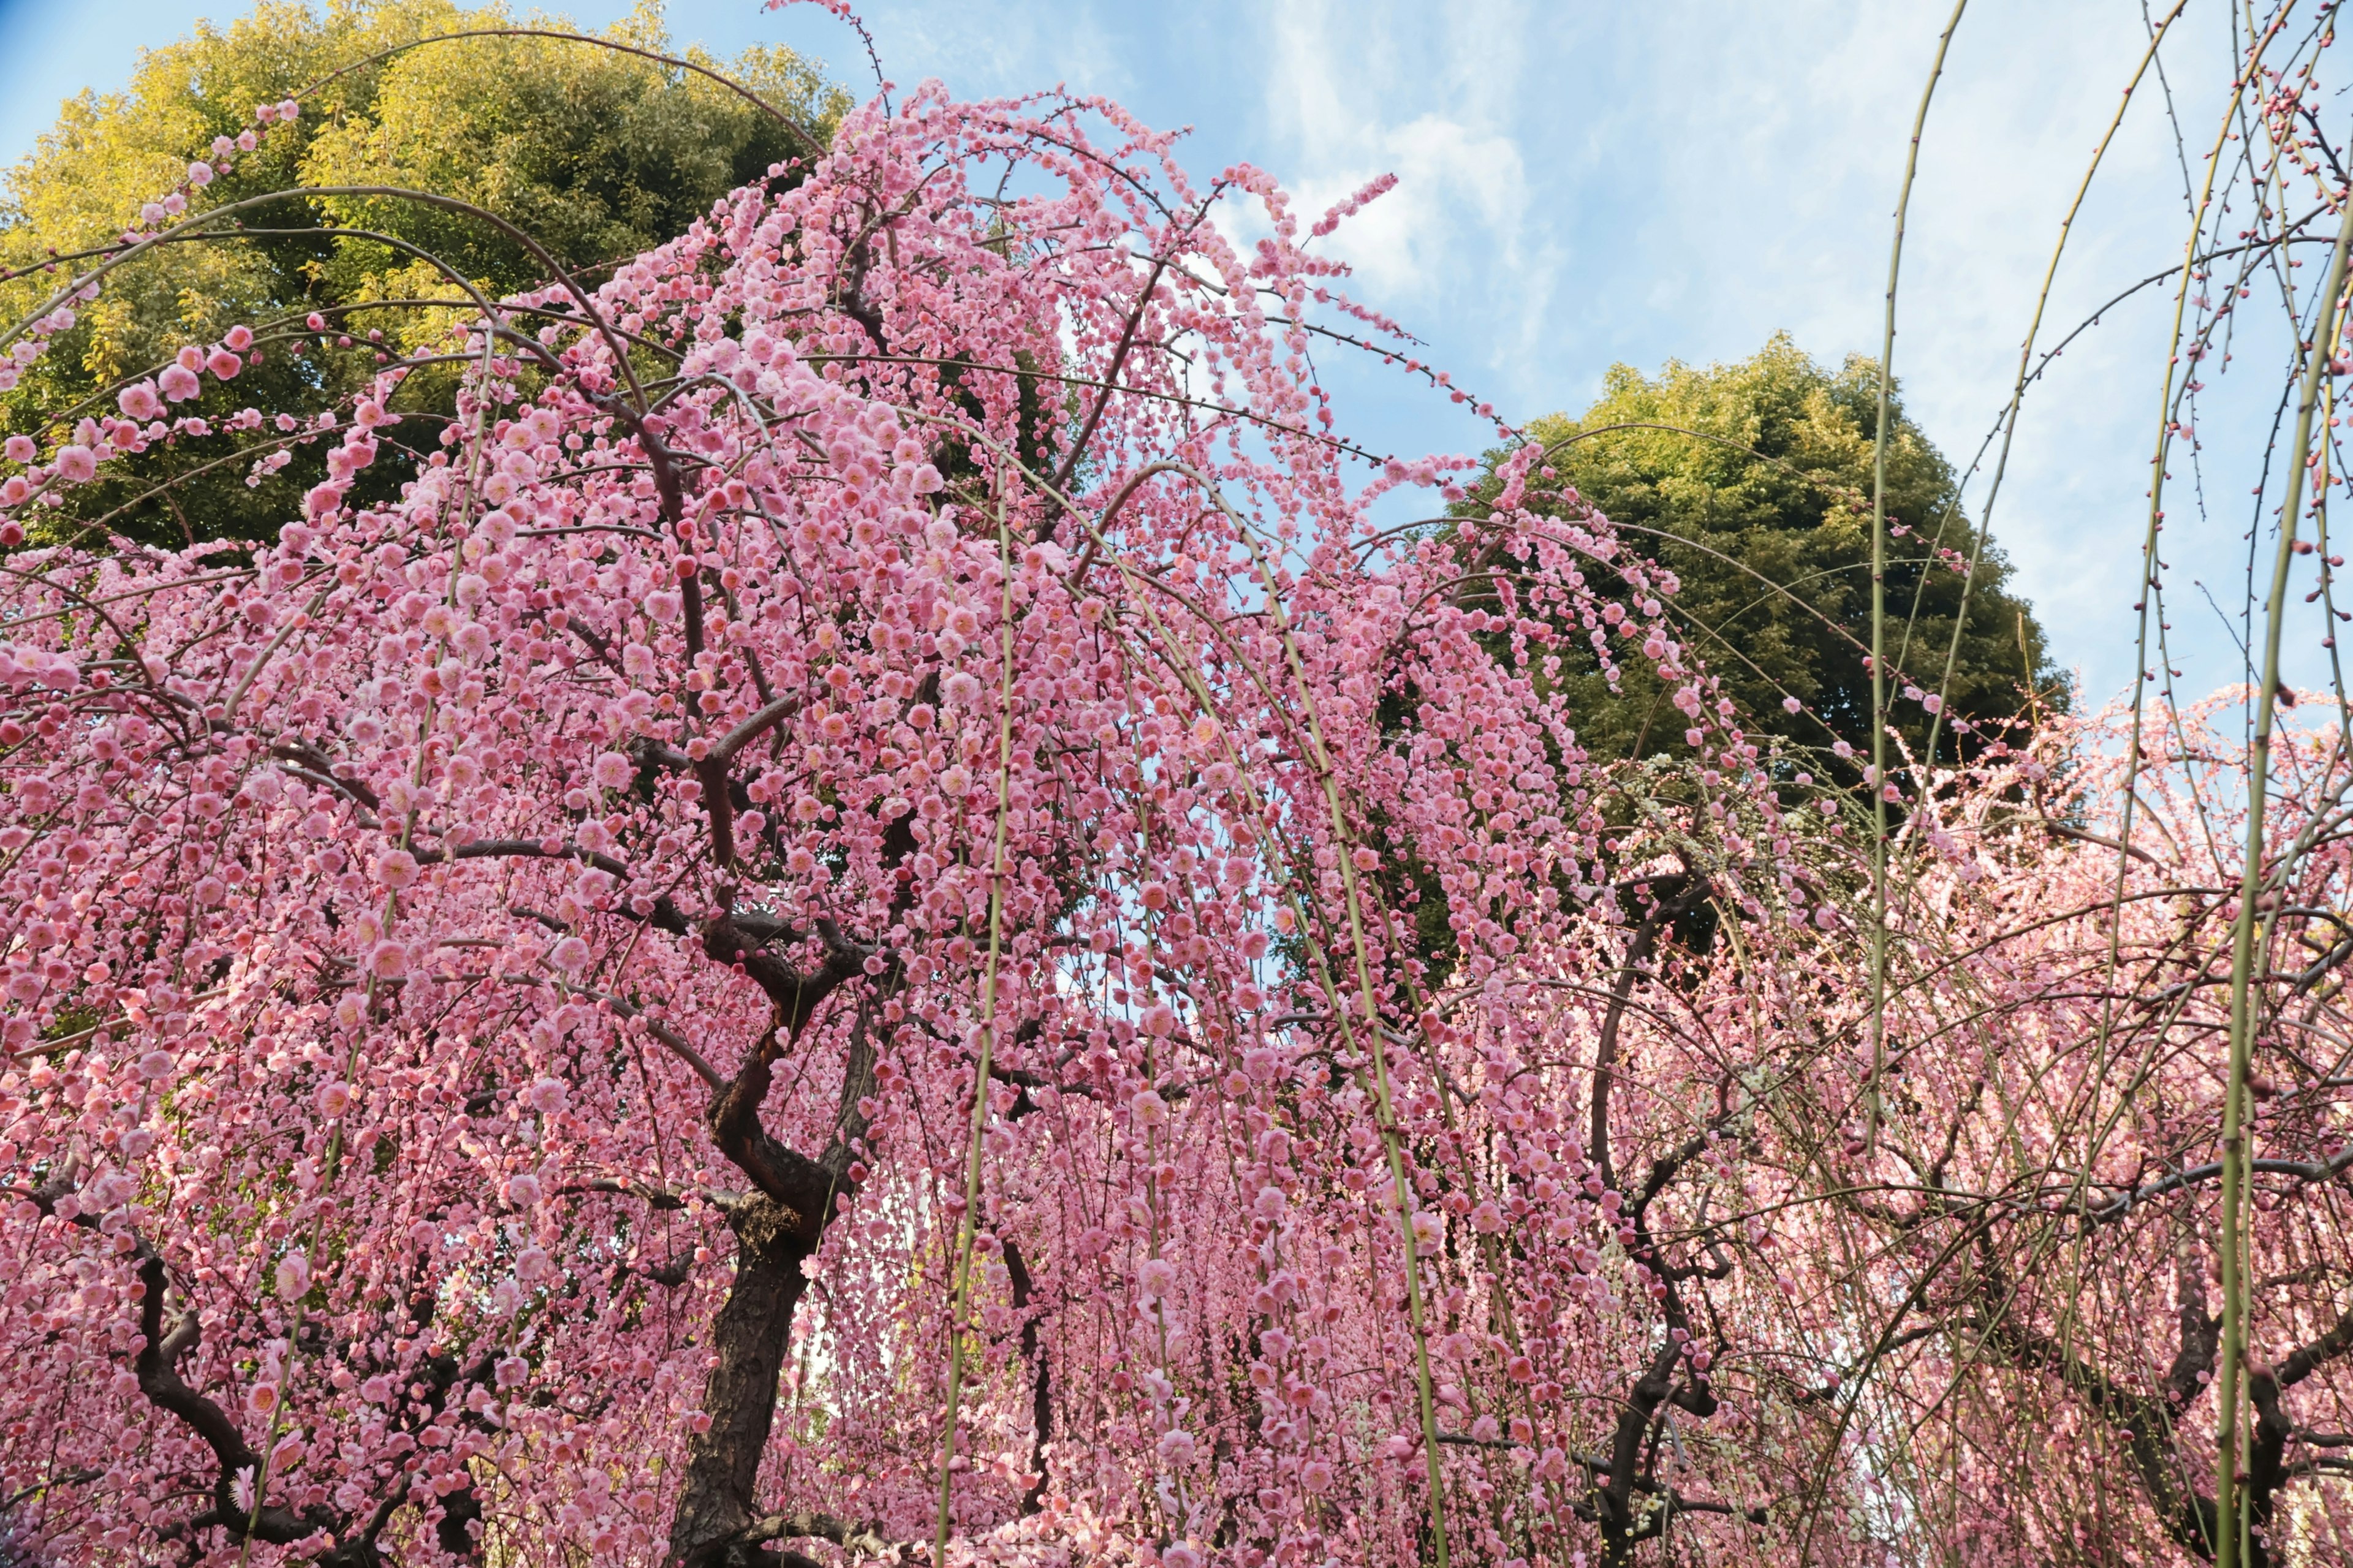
(0, 1, 2295, 709)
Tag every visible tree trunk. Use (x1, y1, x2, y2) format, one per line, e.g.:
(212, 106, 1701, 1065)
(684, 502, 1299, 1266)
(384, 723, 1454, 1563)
(669, 1196, 810, 1567)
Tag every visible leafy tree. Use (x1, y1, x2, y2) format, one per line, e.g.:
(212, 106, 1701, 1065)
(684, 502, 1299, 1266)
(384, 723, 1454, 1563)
(0, 0, 847, 545)
(1483, 333, 2064, 774)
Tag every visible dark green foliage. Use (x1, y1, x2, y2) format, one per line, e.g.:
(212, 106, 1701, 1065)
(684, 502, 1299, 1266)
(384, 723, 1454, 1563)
(1475, 333, 2064, 776)
(0, 0, 846, 546)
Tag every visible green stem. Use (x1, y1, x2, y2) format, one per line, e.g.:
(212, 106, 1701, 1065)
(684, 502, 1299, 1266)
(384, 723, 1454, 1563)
(934, 499, 1023, 1567)
(1922, 0, 2188, 770)
(2213, 181, 2353, 1568)
(1866, 0, 1967, 1138)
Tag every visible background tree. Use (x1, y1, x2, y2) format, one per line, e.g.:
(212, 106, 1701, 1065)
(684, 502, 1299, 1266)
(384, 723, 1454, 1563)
(1480, 334, 2065, 774)
(0, 0, 847, 546)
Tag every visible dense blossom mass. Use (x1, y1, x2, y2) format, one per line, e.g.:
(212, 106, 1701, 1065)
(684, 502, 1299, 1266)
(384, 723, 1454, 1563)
(1, 10, 2352, 1568)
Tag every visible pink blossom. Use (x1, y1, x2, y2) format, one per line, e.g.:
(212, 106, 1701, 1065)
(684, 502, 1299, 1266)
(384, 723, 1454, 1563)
(1409, 1211, 1444, 1253)
(0, 58, 2313, 1568)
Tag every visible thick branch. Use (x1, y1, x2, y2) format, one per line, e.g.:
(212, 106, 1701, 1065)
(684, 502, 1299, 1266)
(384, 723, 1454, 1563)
(1595, 1341, 1690, 1567)
(25, 1169, 328, 1554)
(702, 912, 874, 1039)
(668, 805, 917, 1565)
(271, 738, 381, 812)
(2278, 1298, 2353, 1388)
(1976, 1285, 2224, 1562)
(668, 1197, 814, 1568)
(744, 1510, 906, 1560)
(2168, 1242, 2220, 1415)
(2092, 1145, 2353, 1223)
(1591, 873, 1707, 1191)
(1002, 1237, 1053, 1514)
(710, 693, 805, 768)
(673, 991, 887, 1566)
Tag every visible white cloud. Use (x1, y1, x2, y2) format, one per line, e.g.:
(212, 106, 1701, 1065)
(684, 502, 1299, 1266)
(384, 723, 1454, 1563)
(1249, 0, 1561, 379)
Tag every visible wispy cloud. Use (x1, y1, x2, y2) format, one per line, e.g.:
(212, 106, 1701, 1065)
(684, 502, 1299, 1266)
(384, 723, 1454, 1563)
(1249, 1, 1560, 386)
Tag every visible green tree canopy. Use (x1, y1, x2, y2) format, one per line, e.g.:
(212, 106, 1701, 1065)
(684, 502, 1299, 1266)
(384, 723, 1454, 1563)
(0, 0, 847, 545)
(1487, 333, 2063, 776)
